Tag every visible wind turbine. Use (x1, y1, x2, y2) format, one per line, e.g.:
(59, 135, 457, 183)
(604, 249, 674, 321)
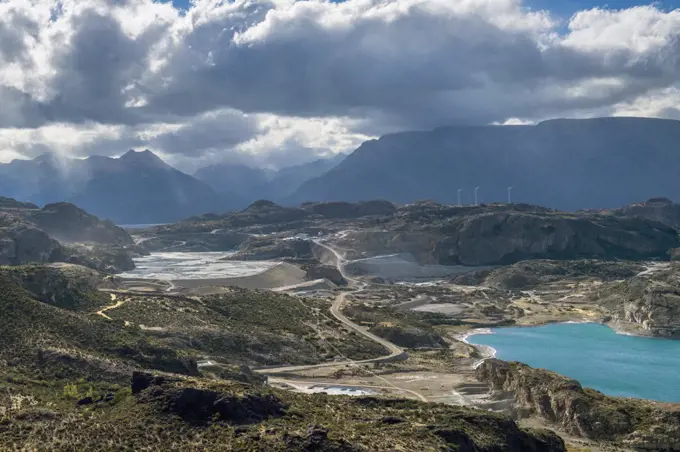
(474, 186, 480, 206)
(508, 186, 514, 204)
(457, 189, 463, 206)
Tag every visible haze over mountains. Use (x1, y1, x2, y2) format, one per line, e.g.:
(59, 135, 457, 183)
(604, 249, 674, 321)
(194, 154, 346, 201)
(290, 117, 680, 211)
(0, 150, 228, 224)
(2, 117, 680, 223)
(0, 150, 345, 223)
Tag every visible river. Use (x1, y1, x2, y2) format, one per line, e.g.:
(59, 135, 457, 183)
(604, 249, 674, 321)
(119, 252, 277, 280)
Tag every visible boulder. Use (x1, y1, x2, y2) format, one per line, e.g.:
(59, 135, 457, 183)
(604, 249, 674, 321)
(77, 397, 94, 406)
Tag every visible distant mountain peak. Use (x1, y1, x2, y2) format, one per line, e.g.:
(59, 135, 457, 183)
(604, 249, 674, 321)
(119, 149, 169, 168)
(34, 152, 58, 164)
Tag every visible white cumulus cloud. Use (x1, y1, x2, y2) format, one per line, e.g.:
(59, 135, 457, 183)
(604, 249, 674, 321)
(0, 0, 679, 169)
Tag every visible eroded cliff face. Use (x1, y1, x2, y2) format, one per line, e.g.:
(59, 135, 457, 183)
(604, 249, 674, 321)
(619, 290, 680, 337)
(439, 212, 678, 266)
(476, 359, 680, 451)
(328, 210, 678, 266)
(331, 231, 441, 263)
(597, 268, 680, 338)
(611, 197, 680, 229)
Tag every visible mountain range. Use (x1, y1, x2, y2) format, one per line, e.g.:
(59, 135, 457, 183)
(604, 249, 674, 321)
(0, 151, 345, 223)
(3, 117, 680, 223)
(193, 154, 346, 201)
(288, 117, 680, 210)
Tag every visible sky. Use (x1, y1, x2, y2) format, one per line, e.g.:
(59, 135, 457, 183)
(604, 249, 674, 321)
(1, 0, 680, 172)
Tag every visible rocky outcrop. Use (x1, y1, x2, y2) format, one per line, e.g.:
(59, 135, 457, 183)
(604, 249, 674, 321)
(0, 197, 38, 210)
(332, 209, 679, 266)
(476, 359, 680, 450)
(610, 197, 680, 229)
(301, 200, 397, 219)
(331, 231, 441, 263)
(303, 263, 347, 286)
(369, 323, 445, 348)
(132, 372, 286, 424)
(25, 202, 133, 245)
(0, 224, 63, 265)
(284, 425, 360, 451)
(470, 259, 644, 290)
(597, 266, 680, 337)
(226, 236, 314, 261)
(61, 244, 137, 273)
(0, 264, 112, 311)
(436, 212, 678, 266)
(0, 198, 138, 273)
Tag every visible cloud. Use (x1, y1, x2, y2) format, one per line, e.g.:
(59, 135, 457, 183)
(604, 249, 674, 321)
(1, 0, 680, 169)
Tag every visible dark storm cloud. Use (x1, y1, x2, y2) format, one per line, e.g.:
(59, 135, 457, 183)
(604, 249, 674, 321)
(2, 0, 680, 163)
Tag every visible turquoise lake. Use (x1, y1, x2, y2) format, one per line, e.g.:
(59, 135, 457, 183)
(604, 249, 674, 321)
(468, 323, 680, 403)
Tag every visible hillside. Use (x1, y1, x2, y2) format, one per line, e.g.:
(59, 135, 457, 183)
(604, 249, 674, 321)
(289, 117, 680, 210)
(0, 199, 138, 272)
(150, 200, 680, 266)
(596, 263, 680, 337)
(0, 264, 568, 451)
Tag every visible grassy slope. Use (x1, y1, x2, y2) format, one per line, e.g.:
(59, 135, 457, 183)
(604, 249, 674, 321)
(104, 288, 385, 366)
(0, 265, 567, 451)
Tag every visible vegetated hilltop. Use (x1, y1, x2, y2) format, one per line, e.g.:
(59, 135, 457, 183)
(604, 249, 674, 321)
(23, 202, 133, 245)
(102, 287, 386, 366)
(288, 117, 680, 210)
(477, 359, 680, 451)
(453, 259, 646, 290)
(0, 265, 567, 451)
(0, 198, 139, 272)
(151, 199, 680, 266)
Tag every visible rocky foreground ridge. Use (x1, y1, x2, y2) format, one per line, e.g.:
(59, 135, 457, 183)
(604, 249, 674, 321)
(0, 264, 568, 451)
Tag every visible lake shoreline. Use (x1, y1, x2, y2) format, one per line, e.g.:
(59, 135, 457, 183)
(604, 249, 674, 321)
(465, 322, 680, 403)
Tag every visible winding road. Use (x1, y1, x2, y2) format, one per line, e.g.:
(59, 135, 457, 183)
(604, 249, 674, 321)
(95, 294, 126, 320)
(253, 239, 430, 402)
(252, 290, 407, 374)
